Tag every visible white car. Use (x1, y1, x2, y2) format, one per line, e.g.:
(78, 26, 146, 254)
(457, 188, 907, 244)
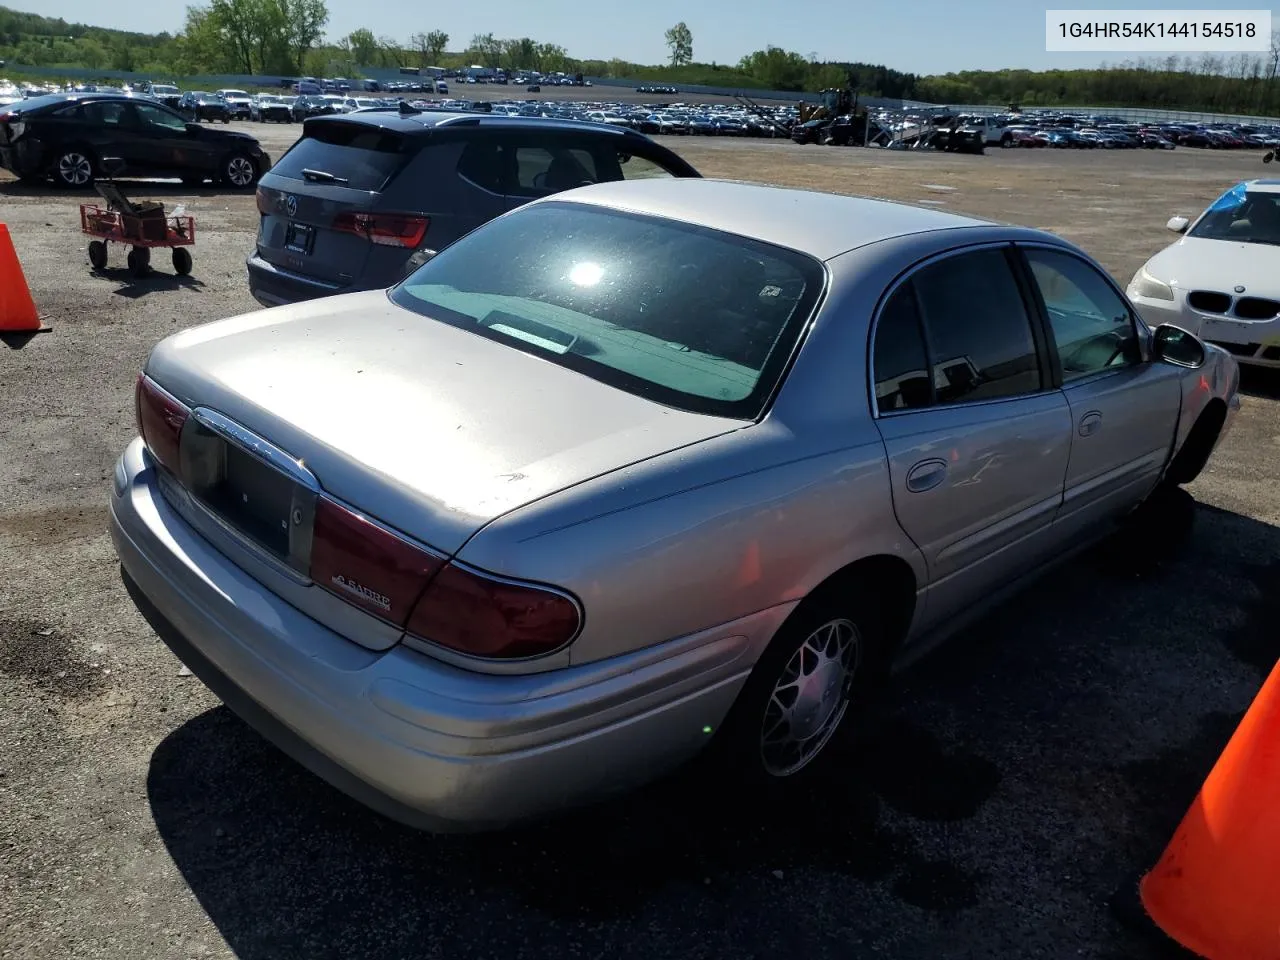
(1128, 179, 1280, 367)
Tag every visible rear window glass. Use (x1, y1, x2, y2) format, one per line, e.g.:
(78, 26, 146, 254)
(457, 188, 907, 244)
(390, 202, 824, 419)
(271, 122, 416, 192)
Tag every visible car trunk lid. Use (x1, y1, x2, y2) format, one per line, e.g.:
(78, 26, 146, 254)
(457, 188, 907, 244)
(254, 119, 423, 285)
(144, 290, 742, 557)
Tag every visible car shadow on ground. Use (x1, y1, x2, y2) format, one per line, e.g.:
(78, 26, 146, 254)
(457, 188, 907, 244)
(145, 490, 1280, 960)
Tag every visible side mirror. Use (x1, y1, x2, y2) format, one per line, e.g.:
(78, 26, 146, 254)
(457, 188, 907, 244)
(1151, 323, 1206, 368)
(1265, 151, 1275, 164)
(1166, 216, 1190, 233)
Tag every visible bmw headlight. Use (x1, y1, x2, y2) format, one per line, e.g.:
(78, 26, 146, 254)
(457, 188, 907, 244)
(1130, 267, 1175, 302)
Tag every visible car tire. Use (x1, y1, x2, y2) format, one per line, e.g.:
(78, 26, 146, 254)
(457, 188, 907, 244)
(52, 147, 95, 188)
(710, 582, 888, 785)
(220, 152, 258, 189)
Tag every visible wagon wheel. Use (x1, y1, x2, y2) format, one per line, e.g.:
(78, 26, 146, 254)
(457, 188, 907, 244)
(172, 247, 193, 276)
(127, 246, 151, 277)
(88, 240, 108, 271)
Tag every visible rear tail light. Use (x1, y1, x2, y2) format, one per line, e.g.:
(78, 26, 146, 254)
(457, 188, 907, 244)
(135, 374, 190, 474)
(406, 563, 582, 659)
(308, 497, 444, 625)
(333, 212, 429, 248)
(0, 113, 23, 138)
(255, 187, 271, 216)
(308, 496, 580, 658)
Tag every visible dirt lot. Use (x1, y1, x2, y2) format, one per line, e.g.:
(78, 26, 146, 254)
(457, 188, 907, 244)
(2, 127, 1278, 960)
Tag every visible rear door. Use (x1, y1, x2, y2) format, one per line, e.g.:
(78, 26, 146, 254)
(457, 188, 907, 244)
(871, 245, 1072, 633)
(1016, 244, 1182, 536)
(254, 119, 421, 287)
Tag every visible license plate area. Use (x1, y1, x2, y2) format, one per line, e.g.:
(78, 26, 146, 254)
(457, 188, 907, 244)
(284, 221, 315, 254)
(177, 413, 316, 573)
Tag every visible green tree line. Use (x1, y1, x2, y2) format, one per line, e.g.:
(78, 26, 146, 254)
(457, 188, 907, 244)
(4, 4, 1280, 116)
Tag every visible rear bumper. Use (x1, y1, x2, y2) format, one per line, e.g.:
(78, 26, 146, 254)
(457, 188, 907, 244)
(110, 438, 755, 832)
(246, 252, 345, 307)
(0, 139, 44, 177)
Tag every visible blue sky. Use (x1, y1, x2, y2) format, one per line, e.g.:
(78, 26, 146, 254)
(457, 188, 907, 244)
(22, 1, 1280, 74)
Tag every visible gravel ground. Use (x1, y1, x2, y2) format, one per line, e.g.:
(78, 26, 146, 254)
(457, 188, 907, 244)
(1, 128, 1278, 960)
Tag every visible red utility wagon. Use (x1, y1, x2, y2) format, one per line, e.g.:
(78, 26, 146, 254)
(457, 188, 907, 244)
(79, 180, 196, 278)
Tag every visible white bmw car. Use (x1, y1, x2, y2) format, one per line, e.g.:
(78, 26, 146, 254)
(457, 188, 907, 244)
(1128, 179, 1280, 368)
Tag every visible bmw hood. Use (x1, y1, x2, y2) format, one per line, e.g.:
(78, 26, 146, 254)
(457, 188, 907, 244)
(1139, 236, 1280, 296)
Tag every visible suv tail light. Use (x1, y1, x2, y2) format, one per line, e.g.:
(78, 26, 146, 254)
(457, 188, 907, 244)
(333, 212, 429, 248)
(255, 187, 271, 216)
(135, 374, 190, 474)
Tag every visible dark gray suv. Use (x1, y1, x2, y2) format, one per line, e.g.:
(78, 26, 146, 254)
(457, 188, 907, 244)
(247, 110, 702, 307)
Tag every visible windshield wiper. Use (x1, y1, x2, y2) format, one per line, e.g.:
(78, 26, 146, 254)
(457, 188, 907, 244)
(301, 168, 349, 185)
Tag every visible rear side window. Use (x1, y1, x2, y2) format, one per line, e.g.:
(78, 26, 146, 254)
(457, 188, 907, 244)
(271, 123, 417, 192)
(873, 285, 933, 412)
(511, 143, 599, 197)
(912, 249, 1042, 404)
(457, 140, 503, 193)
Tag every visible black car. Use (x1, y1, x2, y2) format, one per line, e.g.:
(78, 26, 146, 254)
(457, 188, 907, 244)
(0, 93, 271, 188)
(178, 92, 232, 124)
(291, 95, 337, 122)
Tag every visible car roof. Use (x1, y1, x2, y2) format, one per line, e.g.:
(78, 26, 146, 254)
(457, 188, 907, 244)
(304, 109, 642, 139)
(539, 178, 997, 260)
(1244, 179, 1280, 193)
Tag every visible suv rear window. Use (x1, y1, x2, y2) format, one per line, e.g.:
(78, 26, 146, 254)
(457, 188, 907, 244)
(271, 122, 417, 192)
(391, 202, 824, 419)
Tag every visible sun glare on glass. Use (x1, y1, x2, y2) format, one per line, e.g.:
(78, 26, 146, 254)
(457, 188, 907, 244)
(568, 262, 605, 286)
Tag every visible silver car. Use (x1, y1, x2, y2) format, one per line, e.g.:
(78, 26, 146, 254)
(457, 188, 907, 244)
(111, 179, 1240, 831)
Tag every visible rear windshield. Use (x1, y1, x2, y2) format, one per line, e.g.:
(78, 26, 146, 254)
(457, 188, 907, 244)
(270, 122, 416, 192)
(390, 202, 825, 419)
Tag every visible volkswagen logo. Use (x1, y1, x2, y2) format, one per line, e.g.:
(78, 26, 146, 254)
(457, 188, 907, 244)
(1234, 284, 1246, 293)
(285, 195, 298, 218)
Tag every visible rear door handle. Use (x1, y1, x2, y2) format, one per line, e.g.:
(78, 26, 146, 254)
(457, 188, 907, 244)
(905, 458, 948, 493)
(1078, 411, 1103, 437)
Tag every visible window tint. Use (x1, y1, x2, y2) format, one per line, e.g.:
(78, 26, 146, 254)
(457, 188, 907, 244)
(617, 152, 677, 180)
(135, 104, 186, 133)
(1025, 248, 1141, 379)
(873, 285, 934, 411)
(391, 202, 824, 420)
(82, 102, 124, 126)
(456, 140, 504, 193)
(512, 143, 598, 196)
(271, 124, 416, 192)
(913, 249, 1042, 404)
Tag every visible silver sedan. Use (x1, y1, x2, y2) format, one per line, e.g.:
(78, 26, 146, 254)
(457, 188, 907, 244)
(110, 178, 1240, 831)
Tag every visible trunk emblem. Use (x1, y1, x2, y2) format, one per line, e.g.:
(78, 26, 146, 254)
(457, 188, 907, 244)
(285, 195, 298, 217)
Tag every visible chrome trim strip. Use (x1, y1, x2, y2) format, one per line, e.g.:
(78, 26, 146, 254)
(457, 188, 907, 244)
(190, 407, 320, 491)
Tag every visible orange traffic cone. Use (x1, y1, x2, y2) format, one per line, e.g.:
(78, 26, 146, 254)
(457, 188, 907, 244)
(0, 223, 49, 336)
(1139, 658, 1280, 959)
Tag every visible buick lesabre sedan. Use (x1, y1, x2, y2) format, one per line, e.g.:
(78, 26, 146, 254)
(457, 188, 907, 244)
(111, 179, 1240, 831)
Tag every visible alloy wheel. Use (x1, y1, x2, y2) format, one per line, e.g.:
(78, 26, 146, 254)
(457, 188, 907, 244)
(225, 156, 255, 187)
(759, 618, 860, 777)
(58, 152, 92, 186)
